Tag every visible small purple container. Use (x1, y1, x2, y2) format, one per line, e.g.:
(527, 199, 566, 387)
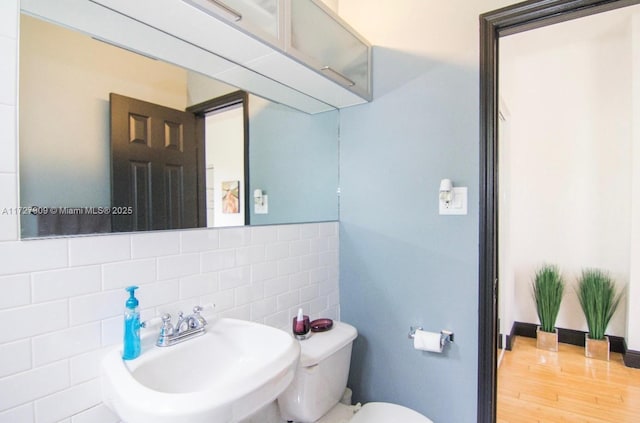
(292, 315, 311, 339)
(310, 318, 334, 332)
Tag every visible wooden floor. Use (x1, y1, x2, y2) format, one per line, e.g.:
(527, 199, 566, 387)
(497, 336, 640, 423)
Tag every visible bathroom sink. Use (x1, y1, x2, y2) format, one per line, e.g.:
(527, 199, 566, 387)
(101, 318, 300, 423)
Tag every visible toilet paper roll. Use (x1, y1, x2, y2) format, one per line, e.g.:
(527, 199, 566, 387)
(413, 329, 443, 353)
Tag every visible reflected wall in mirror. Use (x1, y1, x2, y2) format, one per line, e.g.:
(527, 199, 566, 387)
(19, 14, 339, 238)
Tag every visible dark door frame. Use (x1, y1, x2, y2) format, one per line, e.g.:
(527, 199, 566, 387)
(187, 91, 251, 226)
(478, 0, 640, 421)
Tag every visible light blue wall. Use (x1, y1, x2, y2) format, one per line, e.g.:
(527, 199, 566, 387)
(339, 47, 480, 422)
(249, 95, 339, 225)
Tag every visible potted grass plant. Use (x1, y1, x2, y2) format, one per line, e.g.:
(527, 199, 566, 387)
(576, 269, 622, 361)
(532, 265, 565, 351)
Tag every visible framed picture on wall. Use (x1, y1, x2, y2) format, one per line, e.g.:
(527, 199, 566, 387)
(222, 180, 240, 214)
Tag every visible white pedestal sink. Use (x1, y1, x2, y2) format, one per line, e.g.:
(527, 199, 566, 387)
(101, 318, 300, 423)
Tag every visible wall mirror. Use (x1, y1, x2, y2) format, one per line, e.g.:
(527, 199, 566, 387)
(18, 11, 339, 239)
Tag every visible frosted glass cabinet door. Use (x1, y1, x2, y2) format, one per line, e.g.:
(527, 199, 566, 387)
(287, 0, 371, 100)
(183, 0, 283, 47)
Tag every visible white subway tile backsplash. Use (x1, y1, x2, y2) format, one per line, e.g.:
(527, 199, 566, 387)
(157, 254, 199, 280)
(0, 1, 17, 39)
(278, 257, 300, 276)
(264, 277, 289, 298)
(318, 222, 337, 237)
(328, 291, 340, 307)
(32, 323, 101, 367)
(0, 174, 18, 241)
(131, 231, 180, 258)
(323, 305, 340, 321)
(309, 297, 328, 315)
(250, 226, 277, 244)
(180, 229, 219, 253)
(277, 291, 299, 311)
(300, 254, 320, 271)
(309, 268, 329, 284)
(0, 239, 67, 276)
(235, 283, 264, 306)
(99, 316, 121, 347)
(201, 249, 236, 272)
(300, 284, 320, 302)
(0, 104, 16, 173)
(0, 403, 34, 423)
(289, 272, 310, 290)
(0, 301, 68, 344)
(251, 261, 277, 283)
(219, 227, 251, 248)
(328, 266, 338, 279)
(70, 404, 119, 423)
(0, 340, 31, 378)
(201, 289, 234, 312)
(32, 266, 101, 303)
(69, 291, 122, 326)
(289, 239, 310, 257)
(220, 305, 250, 321)
(277, 225, 300, 241)
(236, 245, 265, 265)
(0, 37, 17, 106)
(219, 266, 250, 290)
(70, 347, 111, 385)
(0, 274, 30, 309)
(136, 280, 180, 308)
(250, 297, 277, 321)
(328, 235, 339, 251)
(34, 379, 101, 423)
(265, 242, 290, 261)
(0, 220, 337, 420)
(154, 299, 206, 322)
(320, 251, 338, 267)
(299, 223, 319, 239)
(0, 360, 69, 411)
(68, 235, 130, 266)
(179, 273, 219, 299)
(319, 278, 338, 296)
(264, 311, 288, 329)
(309, 237, 329, 254)
(102, 259, 156, 290)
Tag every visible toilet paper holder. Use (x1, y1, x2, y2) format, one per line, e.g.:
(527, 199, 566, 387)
(408, 326, 454, 348)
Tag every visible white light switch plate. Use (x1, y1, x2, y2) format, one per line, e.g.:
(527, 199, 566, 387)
(255, 195, 268, 214)
(439, 187, 467, 215)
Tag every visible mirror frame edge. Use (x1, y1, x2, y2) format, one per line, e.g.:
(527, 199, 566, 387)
(478, 0, 640, 422)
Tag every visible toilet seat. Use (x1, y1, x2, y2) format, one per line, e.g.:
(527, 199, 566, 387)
(349, 402, 433, 423)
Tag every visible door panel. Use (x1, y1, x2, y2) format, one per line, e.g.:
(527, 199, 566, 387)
(110, 93, 198, 232)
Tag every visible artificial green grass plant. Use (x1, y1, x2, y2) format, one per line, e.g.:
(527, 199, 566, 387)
(532, 265, 565, 333)
(577, 269, 622, 340)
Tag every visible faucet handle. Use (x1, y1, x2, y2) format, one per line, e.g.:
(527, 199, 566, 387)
(190, 305, 207, 328)
(159, 313, 174, 336)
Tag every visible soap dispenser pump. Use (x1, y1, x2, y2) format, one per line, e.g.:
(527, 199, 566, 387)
(122, 286, 142, 360)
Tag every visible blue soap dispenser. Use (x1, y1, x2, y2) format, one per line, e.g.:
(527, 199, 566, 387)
(122, 286, 141, 360)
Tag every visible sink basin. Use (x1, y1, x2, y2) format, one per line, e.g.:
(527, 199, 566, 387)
(101, 318, 300, 423)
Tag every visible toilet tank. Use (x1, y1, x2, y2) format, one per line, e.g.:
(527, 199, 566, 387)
(278, 322, 358, 422)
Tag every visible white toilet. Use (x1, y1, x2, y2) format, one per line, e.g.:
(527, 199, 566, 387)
(277, 321, 433, 423)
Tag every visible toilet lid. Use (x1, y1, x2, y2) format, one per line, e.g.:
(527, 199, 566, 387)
(350, 402, 433, 423)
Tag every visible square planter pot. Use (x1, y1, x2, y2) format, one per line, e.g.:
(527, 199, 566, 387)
(585, 335, 610, 361)
(536, 327, 558, 352)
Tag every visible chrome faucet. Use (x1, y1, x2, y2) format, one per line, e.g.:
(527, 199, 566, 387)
(156, 306, 207, 347)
